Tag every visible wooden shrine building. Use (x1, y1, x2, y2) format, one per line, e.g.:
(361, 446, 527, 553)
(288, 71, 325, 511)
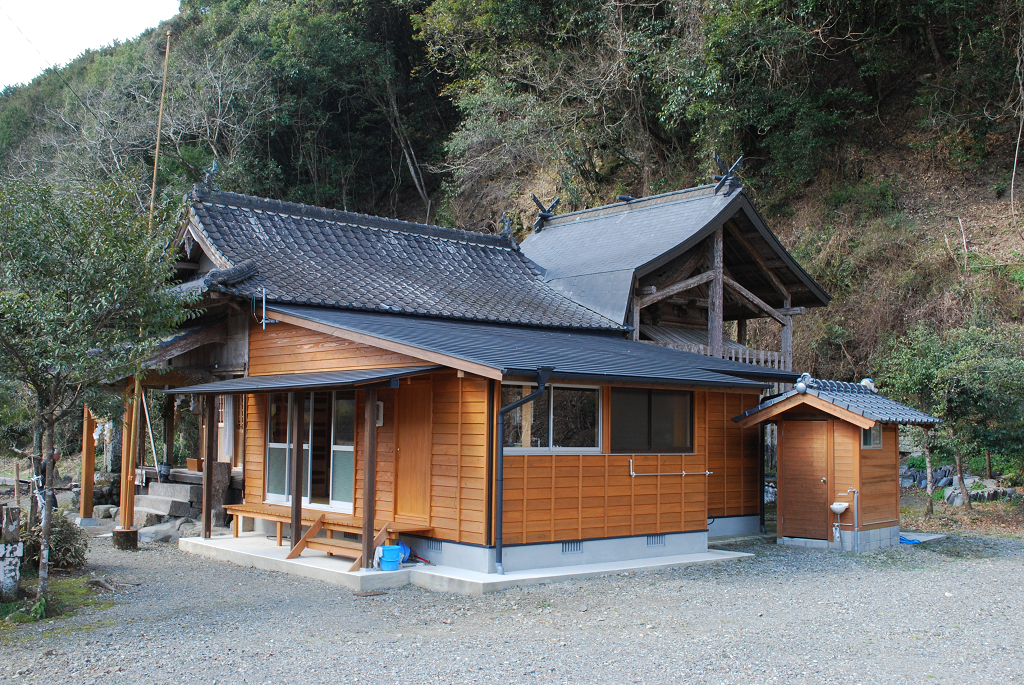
(97, 176, 844, 572)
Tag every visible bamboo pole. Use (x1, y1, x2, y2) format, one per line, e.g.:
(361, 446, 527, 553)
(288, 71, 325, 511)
(148, 30, 172, 232)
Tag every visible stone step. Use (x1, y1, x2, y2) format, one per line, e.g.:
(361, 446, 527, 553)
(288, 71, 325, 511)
(134, 508, 168, 528)
(134, 495, 192, 517)
(148, 482, 202, 502)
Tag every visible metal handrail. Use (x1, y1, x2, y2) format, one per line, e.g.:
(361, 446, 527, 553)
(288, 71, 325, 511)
(629, 459, 713, 478)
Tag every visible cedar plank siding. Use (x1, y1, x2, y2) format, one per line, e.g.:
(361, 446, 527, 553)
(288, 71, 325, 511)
(249, 321, 425, 374)
(501, 389, 761, 545)
(859, 425, 899, 530)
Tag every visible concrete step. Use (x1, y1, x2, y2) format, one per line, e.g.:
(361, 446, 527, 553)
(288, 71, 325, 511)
(134, 495, 192, 517)
(148, 482, 202, 502)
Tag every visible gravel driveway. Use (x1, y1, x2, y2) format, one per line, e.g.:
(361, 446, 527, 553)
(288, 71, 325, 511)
(3, 530, 1022, 684)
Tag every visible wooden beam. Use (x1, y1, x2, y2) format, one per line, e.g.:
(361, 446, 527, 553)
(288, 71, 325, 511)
(79, 407, 96, 520)
(636, 270, 715, 309)
(120, 376, 142, 531)
(708, 228, 724, 358)
(737, 319, 747, 347)
(630, 297, 640, 341)
(723, 275, 787, 324)
(778, 307, 806, 316)
(735, 393, 876, 430)
(648, 247, 705, 290)
(286, 513, 326, 559)
(725, 224, 790, 301)
(162, 388, 174, 469)
(144, 323, 227, 368)
(361, 387, 378, 568)
(270, 310, 502, 380)
(202, 394, 216, 538)
(781, 297, 793, 372)
(289, 391, 302, 547)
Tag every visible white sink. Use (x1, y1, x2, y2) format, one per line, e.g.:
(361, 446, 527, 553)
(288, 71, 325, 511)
(829, 502, 849, 515)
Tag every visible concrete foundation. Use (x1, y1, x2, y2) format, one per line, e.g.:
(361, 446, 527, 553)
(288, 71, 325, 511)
(779, 525, 901, 552)
(179, 533, 751, 596)
(401, 530, 708, 574)
(707, 515, 761, 538)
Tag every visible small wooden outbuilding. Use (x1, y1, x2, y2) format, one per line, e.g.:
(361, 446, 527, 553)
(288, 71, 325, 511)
(734, 376, 939, 552)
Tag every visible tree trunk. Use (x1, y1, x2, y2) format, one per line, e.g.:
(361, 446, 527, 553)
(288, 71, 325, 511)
(37, 417, 55, 600)
(924, 431, 934, 516)
(954, 449, 971, 510)
(985, 449, 992, 480)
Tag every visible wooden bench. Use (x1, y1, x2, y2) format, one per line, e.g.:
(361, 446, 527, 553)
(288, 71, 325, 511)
(224, 502, 431, 570)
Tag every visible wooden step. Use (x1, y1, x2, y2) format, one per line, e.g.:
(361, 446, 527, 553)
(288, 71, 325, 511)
(306, 537, 362, 557)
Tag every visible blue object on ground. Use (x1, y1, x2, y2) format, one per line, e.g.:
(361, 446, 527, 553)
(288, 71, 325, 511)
(899, 535, 922, 544)
(380, 545, 402, 571)
(398, 541, 411, 562)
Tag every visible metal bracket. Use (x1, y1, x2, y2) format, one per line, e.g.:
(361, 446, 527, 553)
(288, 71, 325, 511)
(629, 459, 713, 478)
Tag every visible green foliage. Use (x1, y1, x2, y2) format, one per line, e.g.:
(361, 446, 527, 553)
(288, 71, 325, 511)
(20, 508, 90, 573)
(0, 179, 194, 436)
(878, 323, 1024, 477)
(907, 456, 927, 471)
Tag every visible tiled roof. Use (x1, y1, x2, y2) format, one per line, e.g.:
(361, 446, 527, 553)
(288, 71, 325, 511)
(181, 186, 621, 330)
(734, 375, 941, 425)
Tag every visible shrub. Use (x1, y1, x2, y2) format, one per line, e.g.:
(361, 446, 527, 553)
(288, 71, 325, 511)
(20, 507, 89, 572)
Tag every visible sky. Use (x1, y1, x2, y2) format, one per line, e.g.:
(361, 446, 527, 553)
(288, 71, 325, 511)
(0, 0, 181, 90)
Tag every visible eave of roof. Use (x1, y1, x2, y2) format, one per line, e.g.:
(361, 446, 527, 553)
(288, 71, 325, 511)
(167, 365, 442, 394)
(267, 304, 799, 389)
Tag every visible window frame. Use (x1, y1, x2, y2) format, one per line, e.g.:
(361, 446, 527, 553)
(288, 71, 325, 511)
(861, 423, 883, 450)
(609, 387, 695, 455)
(264, 393, 292, 505)
(501, 382, 603, 454)
(328, 390, 356, 514)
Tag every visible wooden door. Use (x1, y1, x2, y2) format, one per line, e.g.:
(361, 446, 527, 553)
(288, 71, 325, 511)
(395, 380, 432, 522)
(779, 420, 828, 539)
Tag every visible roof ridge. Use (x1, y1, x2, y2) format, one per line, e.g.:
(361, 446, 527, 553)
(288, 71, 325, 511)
(188, 184, 516, 250)
(541, 184, 721, 228)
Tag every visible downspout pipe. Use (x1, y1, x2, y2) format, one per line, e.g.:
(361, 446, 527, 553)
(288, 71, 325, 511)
(495, 366, 554, 575)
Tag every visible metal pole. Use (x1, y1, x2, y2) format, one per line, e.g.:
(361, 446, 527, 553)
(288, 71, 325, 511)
(494, 367, 553, 575)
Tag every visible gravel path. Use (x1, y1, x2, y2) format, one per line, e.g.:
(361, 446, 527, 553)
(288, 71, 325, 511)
(3, 528, 1023, 684)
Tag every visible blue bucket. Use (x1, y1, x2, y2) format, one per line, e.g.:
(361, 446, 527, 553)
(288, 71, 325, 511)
(380, 545, 402, 571)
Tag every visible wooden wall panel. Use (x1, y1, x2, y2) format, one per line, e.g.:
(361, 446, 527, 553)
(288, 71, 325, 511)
(707, 391, 762, 518)
(859, 425, 900, 530)
(244, 393, 266, 503)
(831, 421, 858, 529)
(249, 321, 425, 376)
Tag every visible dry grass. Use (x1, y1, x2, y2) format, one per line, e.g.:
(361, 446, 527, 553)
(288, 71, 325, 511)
(900, 489, 1024, 538)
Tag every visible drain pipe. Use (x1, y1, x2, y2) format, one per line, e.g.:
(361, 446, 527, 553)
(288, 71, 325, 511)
(846, 488, 860, 553)
(495, 366, 554, 575)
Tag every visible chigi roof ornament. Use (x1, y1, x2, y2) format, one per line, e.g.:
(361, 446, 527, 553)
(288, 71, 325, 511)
(712, 152, 743, 195)
(531, 195, 560, 232)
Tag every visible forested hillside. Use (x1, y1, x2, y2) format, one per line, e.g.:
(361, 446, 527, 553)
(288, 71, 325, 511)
(1, 0, 1022, 393)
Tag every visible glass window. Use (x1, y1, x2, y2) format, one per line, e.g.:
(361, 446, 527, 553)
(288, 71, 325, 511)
(862, 424, 882, 449)
(266, 394, 290, 498)
(502, 384, 599, 450)
(331, 393, 355, 511)
(611, 388, 693, 453)
(551, 387, 599, 448)
(502, 384, 549, 449)
(610, 389, 649, 452)
(651, 392, 692, 452)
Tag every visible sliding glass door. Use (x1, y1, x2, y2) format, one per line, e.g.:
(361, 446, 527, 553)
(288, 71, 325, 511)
(265, 390, 355, 513)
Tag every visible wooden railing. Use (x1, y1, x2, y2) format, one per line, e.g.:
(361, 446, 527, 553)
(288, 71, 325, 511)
(643, 340, 788, 370)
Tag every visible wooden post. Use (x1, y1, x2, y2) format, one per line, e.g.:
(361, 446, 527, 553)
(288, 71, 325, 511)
(708, 227, 724, 358)
(737, 319, 747, 347)
(120, 376, 142, 531)
(781, 297, 793, 372)
(79, 407, 96, 521)
(289, 392, 303, 547)
(13, 463, 19, 508)
(163, 389, 175, 473)
(361, 387, 378, 568)
(630, 297, 640, 341)
(202, 395, 216, 538)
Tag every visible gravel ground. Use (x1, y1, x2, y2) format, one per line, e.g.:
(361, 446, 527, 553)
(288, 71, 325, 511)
(2, 525, 1023, 685)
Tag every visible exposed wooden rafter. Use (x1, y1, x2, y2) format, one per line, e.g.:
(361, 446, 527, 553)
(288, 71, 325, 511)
(725, 224, 790, 301)
(636, 270, 715, 309)
(722, 275, 786, 325)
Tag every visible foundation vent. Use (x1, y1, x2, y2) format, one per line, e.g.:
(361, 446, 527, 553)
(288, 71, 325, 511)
(343, 531, 361, 541)
(647, 534, 666, 546)
(561, 540, 582, 554)
(425, 539, 442, 552)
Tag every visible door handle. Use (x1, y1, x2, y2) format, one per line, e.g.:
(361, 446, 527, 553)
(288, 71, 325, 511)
(820, 478, 827, 483)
